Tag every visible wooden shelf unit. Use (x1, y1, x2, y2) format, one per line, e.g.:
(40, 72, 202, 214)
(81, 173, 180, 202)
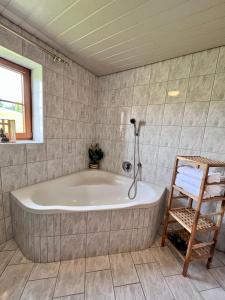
(161, 156, 225, 276)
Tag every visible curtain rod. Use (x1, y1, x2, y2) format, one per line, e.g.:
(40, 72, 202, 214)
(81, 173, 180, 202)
(0, 22, 69, 64)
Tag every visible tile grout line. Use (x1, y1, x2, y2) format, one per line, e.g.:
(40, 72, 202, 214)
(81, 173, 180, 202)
(18, 262, 35, 300)
(131, 252, 147, 300)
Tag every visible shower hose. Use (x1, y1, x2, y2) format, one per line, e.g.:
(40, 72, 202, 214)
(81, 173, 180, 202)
(128, 133, 142, 199)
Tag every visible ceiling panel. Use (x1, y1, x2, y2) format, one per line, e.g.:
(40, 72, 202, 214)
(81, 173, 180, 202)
(0, 0, 225, 75)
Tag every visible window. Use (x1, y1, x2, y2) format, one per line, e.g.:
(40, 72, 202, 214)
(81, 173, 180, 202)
(0, 58, 32, 140)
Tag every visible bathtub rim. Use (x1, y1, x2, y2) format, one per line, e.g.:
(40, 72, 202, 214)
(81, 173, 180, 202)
(10, 169, 166, 214)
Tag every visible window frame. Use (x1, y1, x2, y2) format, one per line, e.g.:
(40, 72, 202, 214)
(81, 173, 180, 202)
(0, 57, 32, 140)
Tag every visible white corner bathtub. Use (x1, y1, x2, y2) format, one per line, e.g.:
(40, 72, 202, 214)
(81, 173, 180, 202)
(11, 170, 166, 262)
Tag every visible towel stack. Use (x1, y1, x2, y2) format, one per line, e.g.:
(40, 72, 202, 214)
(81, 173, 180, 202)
(175, 166, 225, 198)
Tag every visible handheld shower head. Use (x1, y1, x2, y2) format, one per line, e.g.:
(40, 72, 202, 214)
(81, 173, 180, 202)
(130, 118, 137, 136)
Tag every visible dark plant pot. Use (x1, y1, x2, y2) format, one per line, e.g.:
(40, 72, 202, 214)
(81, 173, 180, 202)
(89, 163, 99, 169)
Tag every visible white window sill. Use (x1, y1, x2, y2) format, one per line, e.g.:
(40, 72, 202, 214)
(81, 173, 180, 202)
(0, 140, 44, 144)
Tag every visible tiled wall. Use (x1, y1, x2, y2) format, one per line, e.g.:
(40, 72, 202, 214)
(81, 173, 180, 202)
(97, 47, 225, 185)
(0, 17, 97, 245)
(96, 46, 225, 250)
(1, 15, 225, 250)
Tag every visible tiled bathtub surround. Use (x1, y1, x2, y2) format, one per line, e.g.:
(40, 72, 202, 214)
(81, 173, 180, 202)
(96, 46, 225, 250)
(11, 197, 162, 262)
(0, 17, 97, 245)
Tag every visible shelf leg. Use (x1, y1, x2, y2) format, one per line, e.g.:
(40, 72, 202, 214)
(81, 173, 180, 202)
(161, 158, 179, 247)
(182, 260, 189, 277)
(161, 212, 169, 247)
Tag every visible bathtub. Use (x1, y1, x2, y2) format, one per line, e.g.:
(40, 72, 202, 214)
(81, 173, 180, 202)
(11, 170, 166, 262)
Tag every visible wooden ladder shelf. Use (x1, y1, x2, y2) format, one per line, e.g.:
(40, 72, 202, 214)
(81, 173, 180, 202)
(161, 156, 225, 276)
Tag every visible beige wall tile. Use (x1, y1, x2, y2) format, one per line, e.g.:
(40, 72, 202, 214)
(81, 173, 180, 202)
(217, 46, 225, 73)
(163, 103, 184, 125)
(109, 230, 132, 254)
(183, 102, 209, 126)
(212, 73, 225, 100)
(86, 232, 109, 257)
(87, 211, 111, 233)
(133, 85, 149, 106)
(169, 54, 192, 80)
(0, 145, 26, 168)
(151, 60, 170, 83)
(166, 78, 188, 103)
(60, 234, 86, 260)
(1, 165, 27, 193)
(207, 101, 225, 127)
(111, 209, 134, 230)
(134, 65, 151, 86)
(146, 104, 164, 125)
(27, 161, 48, 185)
(179, 127, 204, 150)
(187, 75, 214, 102)
(61, 213, 86, 235)
(160, 126, 181, 147)
(26, 144, 47, 163)
(190, 48, 219, 76)
(202, 127, 225, 153)
(149, 82, 167, 104)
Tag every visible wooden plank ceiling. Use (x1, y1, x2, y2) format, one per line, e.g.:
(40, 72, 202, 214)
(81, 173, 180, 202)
(0, 0, 225, 75)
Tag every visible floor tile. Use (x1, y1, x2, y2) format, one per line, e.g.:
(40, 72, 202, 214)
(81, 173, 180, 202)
(54, 259, 85, 297)
(188, 261, 219, 291)
(0, 239, 18, 251)
(54, 295, 84, 300)
(166, 275, 203, 300)
(20, 278, 56, 300)
(0, 263, 33, 300)
(0, 251, 15, 276)
(9, 248, 32, 265)
(209, 266, 225, 289)
(109, 253, 139, 286)
(211, 254, 225, 268)
(214, 250, 225, 265)
(85, 270, 115, 300)
(201, 287, 225, 300)
(136, 262, 173, 300)
(86, 255, 110, 272)
(151, 246, 182, 276)
(114, 283, 145, 300)
(29, 262, 60, 280)
(131, 248, 155, 264)
(151, 235, 161, 248)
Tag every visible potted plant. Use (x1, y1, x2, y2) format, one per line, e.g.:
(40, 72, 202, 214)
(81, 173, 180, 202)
(88, 144, 104, 169)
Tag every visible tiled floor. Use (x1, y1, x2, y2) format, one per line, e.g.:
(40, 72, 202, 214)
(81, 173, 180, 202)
(0, 236, 225, 300)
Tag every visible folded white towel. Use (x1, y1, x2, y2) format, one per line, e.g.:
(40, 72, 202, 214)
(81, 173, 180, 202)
(176, 173, 201, 189)
(175, 176, 225, 198)
(178, 166, 221, 183)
